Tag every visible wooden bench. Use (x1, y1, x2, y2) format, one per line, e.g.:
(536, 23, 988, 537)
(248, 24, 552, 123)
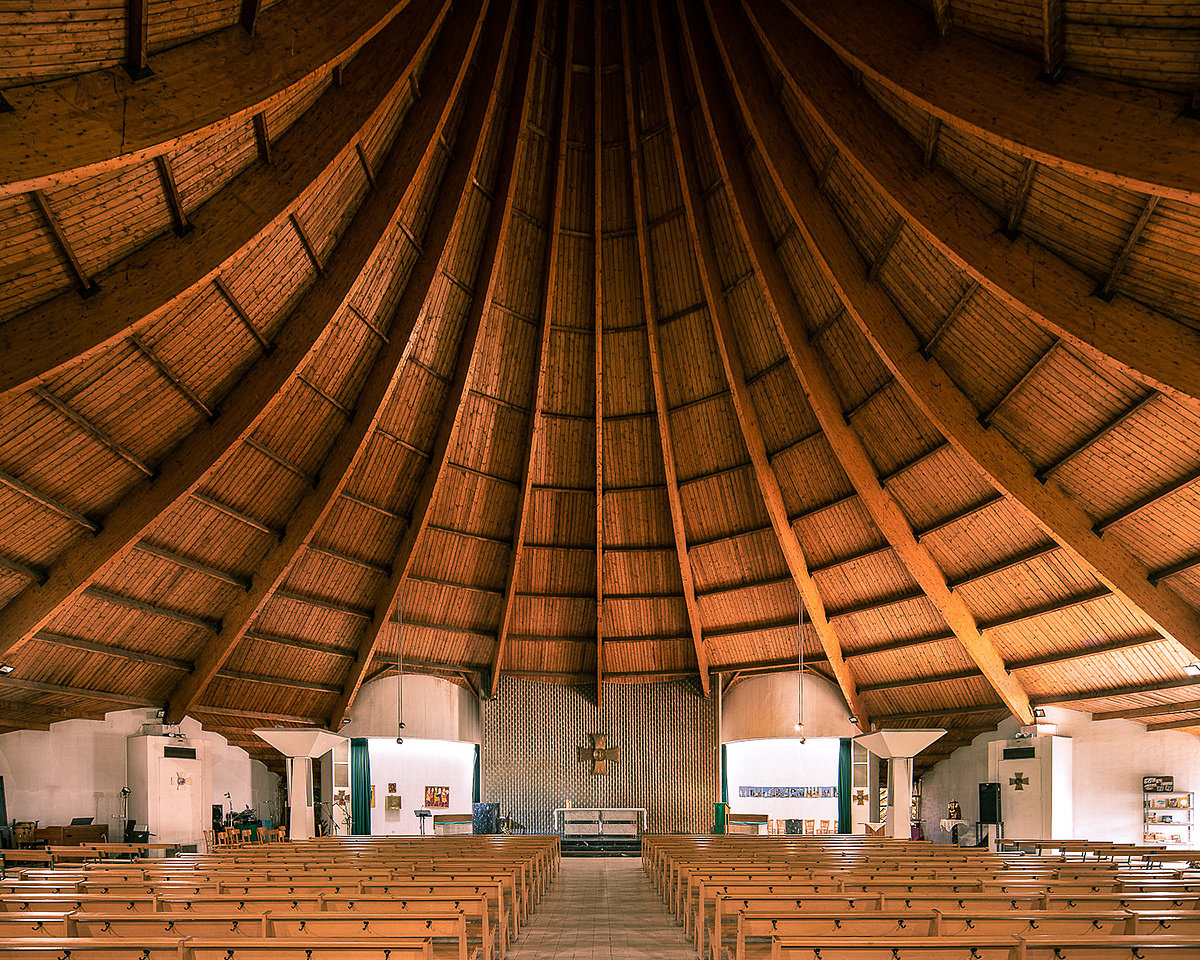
(0, 937, 435, 959)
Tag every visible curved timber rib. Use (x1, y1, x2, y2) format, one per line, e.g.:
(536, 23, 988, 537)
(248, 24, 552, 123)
(162, 0, 492, 724)
(0, 9, 474, 666)
(0, 0, 451, 399)
(743, 0, 1200, 409)
(330, 0, 537, 726)
(691, 0, 1033, 724)
(720, 0, 1200, 663)
(652, 1, 867, 725)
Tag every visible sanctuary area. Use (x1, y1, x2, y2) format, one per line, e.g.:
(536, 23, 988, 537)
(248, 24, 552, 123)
(1, 0, 1200, 956)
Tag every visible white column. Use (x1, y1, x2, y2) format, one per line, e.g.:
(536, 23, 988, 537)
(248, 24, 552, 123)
(888, 757, 914, 839)
(286, 757, 315, 841)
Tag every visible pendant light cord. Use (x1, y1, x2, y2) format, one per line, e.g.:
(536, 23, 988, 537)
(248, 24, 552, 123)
(396, 589, 405, 743)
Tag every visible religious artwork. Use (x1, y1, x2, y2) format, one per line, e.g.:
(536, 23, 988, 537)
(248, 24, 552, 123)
(370, 785, 375, 808)
(388, 783, 397, 793)
(947, 799, 962, 819)
(852, 789, 868, 806)
(577, 734, 621, 775)
(385, 796, 403, 810)
(171, 771, 191, 791)
(738, 786, 838, 798)
(425, 786, 450, 808)
(1008, 772, 1029, 791)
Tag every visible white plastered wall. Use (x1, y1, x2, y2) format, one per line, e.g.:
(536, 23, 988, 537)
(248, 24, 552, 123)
(919, 707, 1200, 844)
(0, 709, 279, 845)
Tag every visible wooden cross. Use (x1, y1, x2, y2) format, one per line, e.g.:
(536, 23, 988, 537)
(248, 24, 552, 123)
(852, 789, 868, 806)
(1009, 773, 1029, 792)
(577, 734, 621, 775)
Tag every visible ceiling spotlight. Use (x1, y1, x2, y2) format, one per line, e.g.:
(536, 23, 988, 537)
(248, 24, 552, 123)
(793, 720, 804, 732)
(340, 717, 351, 726)
(0, 665, 14, 675)
(847, 715, 859, 725)
(1185, 663, 1200, 677)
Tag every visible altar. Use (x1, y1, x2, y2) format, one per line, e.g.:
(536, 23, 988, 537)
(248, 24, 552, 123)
(553, 807, 645, 839)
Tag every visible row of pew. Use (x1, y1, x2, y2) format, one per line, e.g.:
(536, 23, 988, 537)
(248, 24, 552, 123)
(642, 835, 1200, 960)
(0, 834, 560, 959)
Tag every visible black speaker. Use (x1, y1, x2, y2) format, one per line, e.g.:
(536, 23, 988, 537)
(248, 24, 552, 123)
(978, 782, 1001, 825)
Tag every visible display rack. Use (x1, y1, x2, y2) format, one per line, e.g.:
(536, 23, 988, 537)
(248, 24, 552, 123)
(1143, 789, 1193, 846)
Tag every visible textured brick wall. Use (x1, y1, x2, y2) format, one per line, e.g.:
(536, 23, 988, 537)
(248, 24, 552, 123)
(481, 677, 717, 835)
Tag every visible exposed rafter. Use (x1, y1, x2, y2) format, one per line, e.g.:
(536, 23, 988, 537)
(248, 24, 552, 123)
(693, 0, 1033, 725)
(593, 0, 605, 709)
(331, 0, 537, 725)
(726, 0, 1200, 664)
(652, 0, 866, 725)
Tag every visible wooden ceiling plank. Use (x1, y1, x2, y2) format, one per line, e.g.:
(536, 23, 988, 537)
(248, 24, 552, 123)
(490, 0, 577, 699)
(0, 2, 484, 672)
(745, 0, 1200, 407)
(723, 0, 1200, 663)
(305, 543, 390, 578)
(1094, 466, 1200, 535)
(654, 0, 865, 725)
(1009, 633, 1168, 673)
(873, 704, 1007, 724)
(619, 0, 709, 698)
(979, 341, 1060, 428)
(194, 705, 323, 724)
(594, 0, 605, 710)
(133, 542, 249, 590)
(331, 0, 537, 726)
(697, 0, 1035, 725)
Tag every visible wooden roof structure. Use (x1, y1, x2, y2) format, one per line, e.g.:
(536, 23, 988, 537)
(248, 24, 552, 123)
(2, 0, 1200, 775)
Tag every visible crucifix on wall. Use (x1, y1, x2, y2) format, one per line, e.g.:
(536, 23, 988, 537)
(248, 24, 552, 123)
(1009, 773, 1029, 791)
(578, 734, 621, 775)
(852, 789, 868, 806)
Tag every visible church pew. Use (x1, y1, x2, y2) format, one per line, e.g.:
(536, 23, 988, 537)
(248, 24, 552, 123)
(725, 910, 1139, 960)
(61, 911, 475, 960)
(0, 937, 435, 959)
(768, 935, 1200, 960)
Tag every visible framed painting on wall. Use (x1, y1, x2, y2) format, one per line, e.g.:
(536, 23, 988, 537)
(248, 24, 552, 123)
(425, 786, 450, 808)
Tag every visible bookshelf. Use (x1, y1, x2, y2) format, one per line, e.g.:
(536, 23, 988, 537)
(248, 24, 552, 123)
(1144, 789, 1193, 846)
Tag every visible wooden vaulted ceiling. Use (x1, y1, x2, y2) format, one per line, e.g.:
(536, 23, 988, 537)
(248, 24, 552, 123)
(2, 0, 1200, 773)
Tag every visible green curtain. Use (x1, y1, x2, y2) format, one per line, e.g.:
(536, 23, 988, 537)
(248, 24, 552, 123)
(350, 738, 371, 836)
(720, 744, 728, 804)
(837, 738, 852, 834)
(472, 744, 481, 804)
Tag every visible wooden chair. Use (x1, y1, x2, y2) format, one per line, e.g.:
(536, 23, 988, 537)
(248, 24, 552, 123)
(804, 820, 815, 835)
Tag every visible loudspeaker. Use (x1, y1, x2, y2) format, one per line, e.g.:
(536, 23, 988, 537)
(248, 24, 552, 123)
(979, 782, 1001, 824)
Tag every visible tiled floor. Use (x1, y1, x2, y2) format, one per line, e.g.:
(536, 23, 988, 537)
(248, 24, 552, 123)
(509, 856, 692, 958)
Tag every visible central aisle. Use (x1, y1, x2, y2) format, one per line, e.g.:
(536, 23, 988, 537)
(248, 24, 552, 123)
(508, 856, 693, 959)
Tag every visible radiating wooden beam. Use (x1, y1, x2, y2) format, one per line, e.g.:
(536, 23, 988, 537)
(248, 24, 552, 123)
(744, 0, 1200, 407)
(1093, 698, 1200, 722)
(619, 2, 709, 698)
(931, 0, 951, 36)
(193, 705, 323, 725)
(213, 276, 272, 352)
(1033, 677, 1200, 707)
(654, 1, 865, 724)
(33, 630, 191, 671)
(125, 0, 153, 80)
(129, 334, 212, 419)
(490, 0, 576, 699)
(32, 191, 98, 298)
(1039, 0, 1065, 82)
(593, 0, 605, 709)
(0, 677, 159, 708)
(152, 155, 191, 236)
(697, 0, 1032, 724)
(240, 0, 263, 36)
(331, 0, 536, 727)
(724, 0, 1200, 662)
(0, 5, 479, 670)
(0, 471, 98, 532)
(1095, 196, 1158, 301)
(1146, 717, 1200, 732)
(34, 387, 153, 477)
